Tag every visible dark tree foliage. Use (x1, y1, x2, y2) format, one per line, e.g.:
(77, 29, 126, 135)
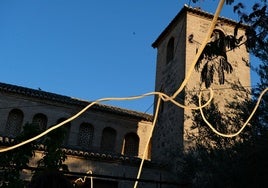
(184, 1, 268, 187)
(189, 99, 232, 149)
(31, 125, 70, 186)
(235, 2, 268, 61)
(0, 123, 70, 187)
(234, 1, 268, 127)
(187, 91, 253, 151)
(37, 126, 69, 171)
(194, 0, 267, 88)
(182, 90, 268, 187)
(194, 25, 244, 88)
(0, 123, 40, 188)
(191, 1, 247, 88)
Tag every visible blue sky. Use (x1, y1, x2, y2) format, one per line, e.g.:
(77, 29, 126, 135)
(0, 0, 259, 114)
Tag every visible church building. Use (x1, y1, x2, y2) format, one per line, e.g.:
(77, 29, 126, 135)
(0, 5, 250, 188)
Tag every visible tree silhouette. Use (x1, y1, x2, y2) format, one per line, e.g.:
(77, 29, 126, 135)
(194, 22, 244, 88)
(0, 123, 40, 188)
(37, 125, 69, 171)
(183, 1, 268, 187)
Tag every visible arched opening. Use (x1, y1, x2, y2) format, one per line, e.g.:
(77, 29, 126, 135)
(32, 113, 48, 131)
(166, 37, 175, 64)
(100, 127, 116, 152)
(78, 123, 94, 149)
(5, 109, 24, 137)
(123, 132, 139, 156)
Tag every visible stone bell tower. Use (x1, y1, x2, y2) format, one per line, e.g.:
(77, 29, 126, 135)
(150, 5, 250, 171)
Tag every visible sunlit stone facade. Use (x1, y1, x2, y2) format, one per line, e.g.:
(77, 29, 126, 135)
(151, 5, 250, 173)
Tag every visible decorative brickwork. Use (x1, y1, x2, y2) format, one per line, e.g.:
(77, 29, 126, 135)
(78, 123, 94, 149)
(5, 109, 24, 137)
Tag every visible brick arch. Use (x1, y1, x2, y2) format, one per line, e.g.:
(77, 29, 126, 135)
(32, 113, 48, 131)
(5, 108, 24, 137)
(78, 122, 94, 149)
(100, 127, 116, 152)
(122, 132, 139, 156)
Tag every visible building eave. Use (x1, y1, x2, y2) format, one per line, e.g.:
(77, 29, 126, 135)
(152, 4, 246, 48)
(0, 82, 153, 121)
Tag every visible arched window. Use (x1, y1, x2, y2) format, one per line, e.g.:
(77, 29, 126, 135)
(78, 123, 94, 149)
(57, 118, 71, 146)
(100, 127, 116, 152)
(123, 133, 139, 156)
(32, 113, 48, 131)
(5, 109, 24, 137)
(166, 37, 174, 64)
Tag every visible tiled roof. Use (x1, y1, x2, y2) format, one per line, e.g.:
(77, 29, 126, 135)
(152, 4, 246, 48)
(0, 82, 153, 121)
(61, 148, 144, 165)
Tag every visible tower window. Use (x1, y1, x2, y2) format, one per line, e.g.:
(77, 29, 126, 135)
(166, 37, 175, 64)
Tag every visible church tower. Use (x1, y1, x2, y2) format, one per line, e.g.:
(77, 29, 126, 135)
(151, 5, 250, 171)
